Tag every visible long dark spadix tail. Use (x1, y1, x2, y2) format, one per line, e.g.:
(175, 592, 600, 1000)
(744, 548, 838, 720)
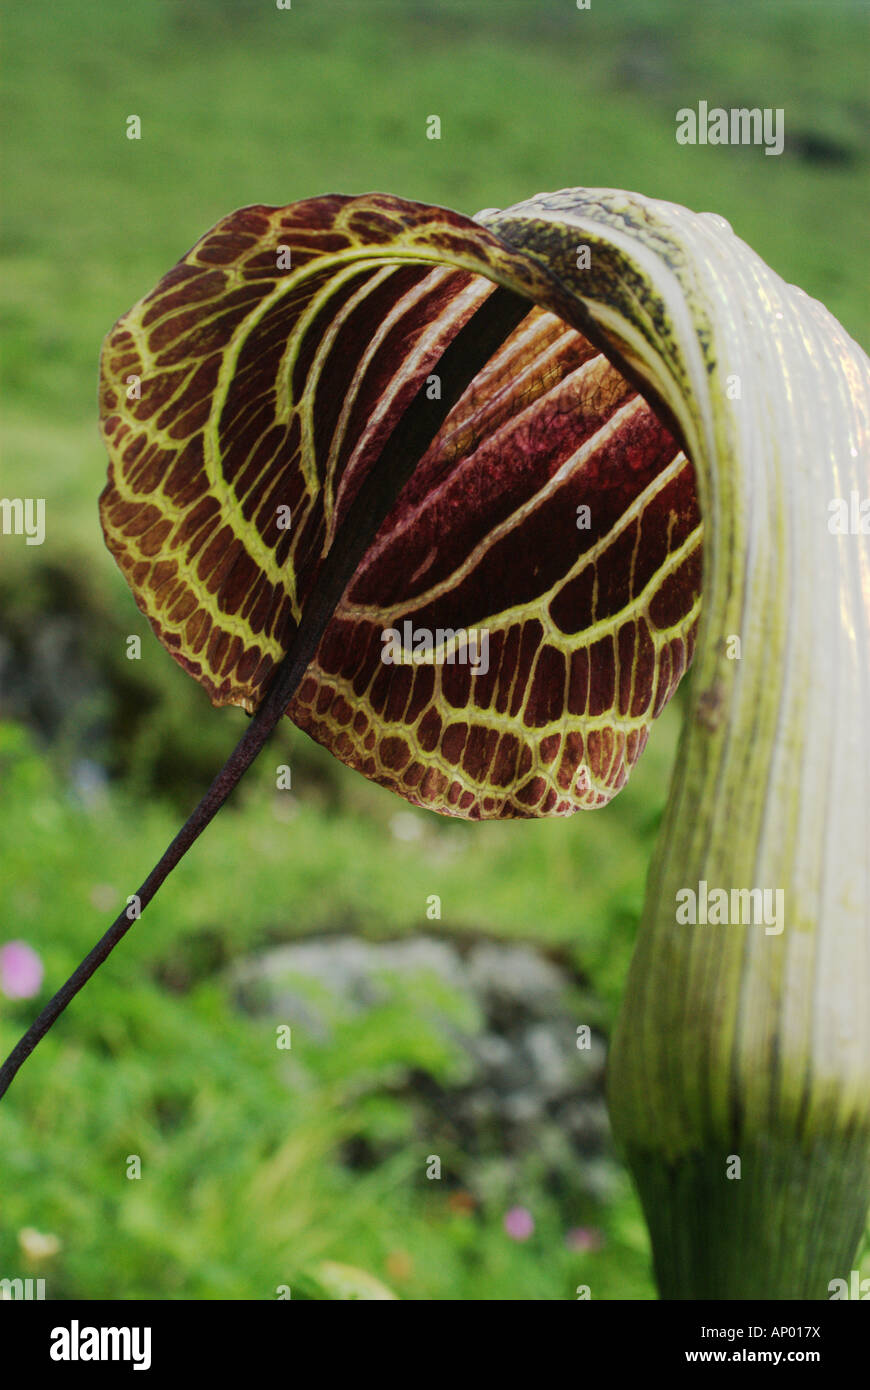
(0, 286, 530, 1101)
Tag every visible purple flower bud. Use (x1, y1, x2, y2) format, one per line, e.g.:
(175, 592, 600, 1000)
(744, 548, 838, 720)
(0, 941, 44, 1000)
(565, 1226, 604, 1252)
(503, 1206, 534, 1241)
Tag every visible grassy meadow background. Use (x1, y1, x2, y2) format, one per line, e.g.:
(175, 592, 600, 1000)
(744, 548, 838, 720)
(1, 0, 868, 1299)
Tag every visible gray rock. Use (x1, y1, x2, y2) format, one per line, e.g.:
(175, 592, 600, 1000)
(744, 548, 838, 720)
(230, 932, 619, 1202)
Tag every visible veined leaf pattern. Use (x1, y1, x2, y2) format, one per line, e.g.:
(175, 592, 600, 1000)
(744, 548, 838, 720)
(99, 194, 701, 818)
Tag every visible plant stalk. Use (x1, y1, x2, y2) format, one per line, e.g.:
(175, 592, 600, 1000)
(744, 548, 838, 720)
(0, 284, 531, 1102)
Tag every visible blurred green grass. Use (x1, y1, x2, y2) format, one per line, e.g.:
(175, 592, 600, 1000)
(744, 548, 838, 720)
(1, 0, 868, 1299)
(0, 716, 667, 1298)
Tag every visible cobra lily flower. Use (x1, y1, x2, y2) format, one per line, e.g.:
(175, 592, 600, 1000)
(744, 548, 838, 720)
(1, 187, 867, 1301)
